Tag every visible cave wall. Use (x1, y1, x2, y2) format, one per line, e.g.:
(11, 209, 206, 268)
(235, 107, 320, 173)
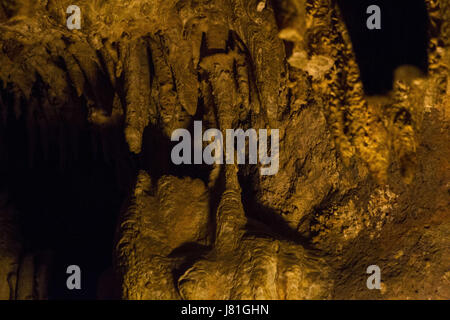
(0, 0, 448, 299)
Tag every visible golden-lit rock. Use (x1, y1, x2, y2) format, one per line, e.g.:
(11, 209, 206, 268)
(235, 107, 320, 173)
(0, 0, 448, 300)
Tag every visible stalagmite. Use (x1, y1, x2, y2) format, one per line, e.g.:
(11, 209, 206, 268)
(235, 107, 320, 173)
(12, 88, 21, 120)
(214, 165, 247, 253)
(0, 191, 22, 300)
(115, 171, 210, 299)
(15, 253, 34, 300)
(34, 251, 52, 300)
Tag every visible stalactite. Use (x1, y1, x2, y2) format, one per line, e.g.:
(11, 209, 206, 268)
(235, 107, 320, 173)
(68, 42, 114, 116)
(63, 53, 86, 99)
(165, 31, 199, 117)
(26, 97, 38, 168)
(232, 0, 288, 126)
(147, 35, 181, 137)
(57, 121, 67, 170)
(122, 38, 154, 154)
(0, 90, 6, 126)
(36, 105, 50, 163)
(98, 42, 119, 89)
(0, 0, 447, 301)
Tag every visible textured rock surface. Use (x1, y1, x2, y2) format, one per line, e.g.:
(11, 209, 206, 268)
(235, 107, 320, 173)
(0, 0, 448, 299)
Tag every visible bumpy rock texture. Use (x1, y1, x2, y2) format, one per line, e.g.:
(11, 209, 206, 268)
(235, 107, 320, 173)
(0, 0, 448, 299)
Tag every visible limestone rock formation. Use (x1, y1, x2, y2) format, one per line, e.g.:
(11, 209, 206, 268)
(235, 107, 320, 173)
(0, 0, 448, 299)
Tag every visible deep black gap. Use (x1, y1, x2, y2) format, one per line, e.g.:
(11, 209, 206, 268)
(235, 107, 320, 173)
(141, 97, 213, 184)
(0, 104, 130, 299)
(337, 0, 429, 95)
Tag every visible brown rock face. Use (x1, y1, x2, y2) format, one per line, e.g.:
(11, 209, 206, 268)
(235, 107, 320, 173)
(0, 0, 448, 299)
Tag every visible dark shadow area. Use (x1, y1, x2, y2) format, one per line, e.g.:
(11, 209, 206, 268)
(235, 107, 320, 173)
(0, 100, 131, 299)
(140, 98, 213, 185)
(337, 0, 429, 95)
(238, 167, 322, 252)
(169, 241, 211, 290)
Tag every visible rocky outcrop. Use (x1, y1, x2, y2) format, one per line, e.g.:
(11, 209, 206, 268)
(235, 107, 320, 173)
(0, 0, 448, 299)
